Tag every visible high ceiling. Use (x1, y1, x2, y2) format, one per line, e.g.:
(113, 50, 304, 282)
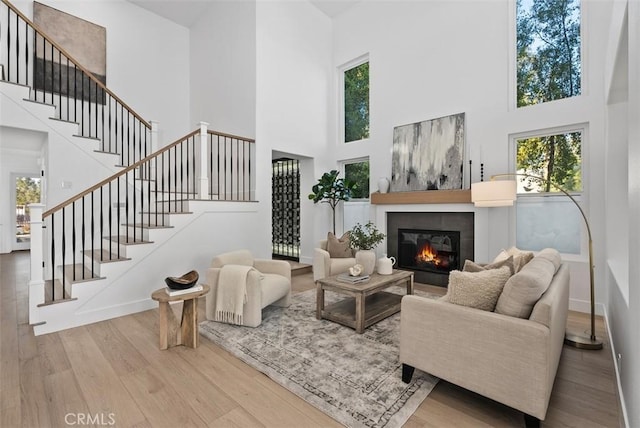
(127, 0, 360, 28)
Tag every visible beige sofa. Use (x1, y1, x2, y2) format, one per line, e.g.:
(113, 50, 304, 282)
(312, 239, 356, 281)
(400, 250, 569, 427)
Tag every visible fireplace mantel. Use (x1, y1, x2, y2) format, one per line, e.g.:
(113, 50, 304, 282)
(370, 189, 471, 205)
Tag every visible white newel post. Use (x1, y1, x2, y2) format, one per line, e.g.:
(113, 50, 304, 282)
(28, 203, 45, 324)
(148, 120, 160, 181)
(199, 121, 210, 199)
(150, 120, 159, 153)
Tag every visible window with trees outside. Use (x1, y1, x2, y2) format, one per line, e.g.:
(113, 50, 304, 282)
(515, 129, 583, 254)
(516, 0, 581, 107)
(343, 60, 369, 143)
(343, 159, 370, 233)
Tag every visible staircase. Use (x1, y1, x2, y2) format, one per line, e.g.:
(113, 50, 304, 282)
(1, 0, 258, 334)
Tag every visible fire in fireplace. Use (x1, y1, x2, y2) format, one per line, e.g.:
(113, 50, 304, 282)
(398, 228, 460, 274)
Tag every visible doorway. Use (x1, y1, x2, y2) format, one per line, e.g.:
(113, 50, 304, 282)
(272, 158, 300, 261)
(13, 174, 41, 251)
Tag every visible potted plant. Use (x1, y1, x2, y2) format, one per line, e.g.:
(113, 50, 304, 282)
(308, 170, 356, 234)
(349, 221, 385, 275)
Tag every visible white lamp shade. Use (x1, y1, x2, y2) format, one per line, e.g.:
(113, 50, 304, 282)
(471, 180, 517, 207)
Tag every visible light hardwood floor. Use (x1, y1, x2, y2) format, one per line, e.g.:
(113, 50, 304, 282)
(1, 251, 623, 427)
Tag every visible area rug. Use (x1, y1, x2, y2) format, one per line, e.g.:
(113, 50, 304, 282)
(199, 287, 440, 428)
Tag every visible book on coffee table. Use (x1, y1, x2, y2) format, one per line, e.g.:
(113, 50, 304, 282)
(337, 273, 370, 284)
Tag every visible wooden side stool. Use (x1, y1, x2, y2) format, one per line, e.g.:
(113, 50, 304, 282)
(151, 284, 210, 350)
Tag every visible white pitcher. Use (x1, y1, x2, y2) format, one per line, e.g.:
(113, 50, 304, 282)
(377, 254, 396, 275)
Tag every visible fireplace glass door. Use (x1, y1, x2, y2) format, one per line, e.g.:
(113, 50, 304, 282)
(398, 229, 460, 274)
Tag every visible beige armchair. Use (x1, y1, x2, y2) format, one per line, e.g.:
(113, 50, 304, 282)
(205, 250, 291, 327)
(312, 239, 356, 281)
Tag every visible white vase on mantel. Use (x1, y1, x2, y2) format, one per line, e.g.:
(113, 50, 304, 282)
(378, 177, 390, 193)
(355, 250, 377, 276)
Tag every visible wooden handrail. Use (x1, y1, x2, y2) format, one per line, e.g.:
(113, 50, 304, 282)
(2, 0, 150, 128)
(43, 129, 199, 218)
(207, 129, 255, 143)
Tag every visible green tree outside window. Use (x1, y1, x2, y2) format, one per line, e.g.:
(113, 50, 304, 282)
(517, 132, 582, 193)
(344, 62, 369, 143)
(344, 161, 370, 199)
(517, 0, 581, 107)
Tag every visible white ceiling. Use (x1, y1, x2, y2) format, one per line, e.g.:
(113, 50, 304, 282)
(309, 0, 360, 18)
(127, 0, 360, 28)
(128, 1, 214, 28)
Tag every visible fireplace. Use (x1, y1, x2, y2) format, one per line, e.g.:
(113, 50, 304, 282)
(387, 212, 474, 287)
(398, 229, 460, 274)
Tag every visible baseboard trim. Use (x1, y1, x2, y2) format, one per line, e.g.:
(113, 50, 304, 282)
(602, 307, 630, 428)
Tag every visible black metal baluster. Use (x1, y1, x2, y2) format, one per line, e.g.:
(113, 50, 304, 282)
(91, 192, 95, 276)
(73, 65, 77, 123)
(154, 156, 158, 227)
(81, 197, 86, 279)
(15, 9, 19, 83)
(58, 49, 61, 114)
(180, 141, 184, 211)
(71, 201, 76, 281)
(51, 212, 55, 300)
(109, 181, 113, 258)
(173, 145, 177, 212)
(125, 171, 130, 243)
(116, 176, 121, 257)
(100, 186, 104, 261)
(209, 134, 214, 198)
(7, 7, 10, 82)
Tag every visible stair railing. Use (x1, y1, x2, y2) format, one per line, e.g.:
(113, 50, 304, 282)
(28, 124, 255, 312)
(0, 0, 151, 167)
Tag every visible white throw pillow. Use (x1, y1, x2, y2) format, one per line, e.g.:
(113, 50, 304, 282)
(493, 247, 533, 273)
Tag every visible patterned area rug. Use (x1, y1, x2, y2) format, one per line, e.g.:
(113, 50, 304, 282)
(199, 287, 439, 428)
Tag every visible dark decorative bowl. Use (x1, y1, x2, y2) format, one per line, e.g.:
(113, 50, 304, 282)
(165, 270, 199, 290)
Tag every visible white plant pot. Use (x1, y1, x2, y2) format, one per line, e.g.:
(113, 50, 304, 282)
(355, 250, 377, 276)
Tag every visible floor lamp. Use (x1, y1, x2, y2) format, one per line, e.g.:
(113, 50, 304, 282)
(471, 173, 603, 351)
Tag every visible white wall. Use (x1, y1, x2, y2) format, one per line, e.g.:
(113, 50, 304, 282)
(331, 0, 612, 312)
(189, 1, 256, 138)
(11, 0, 191, 144)
(605, 0, 640, 425)
(256, 1, 333, 262)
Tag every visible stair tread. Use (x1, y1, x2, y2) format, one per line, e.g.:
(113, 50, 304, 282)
(83, 249, 131, 263)
(63, 264, 105, 283)
(43, 278, 73, 303)
(22, 97, 54, 107)
(73, 134, 100, 141)
(48, 117, 79, 125)
(121, 223, 173, 229)
(105, 235, 154, 245)
(94, 150, 121, 156)
(139, 211, 193, 215)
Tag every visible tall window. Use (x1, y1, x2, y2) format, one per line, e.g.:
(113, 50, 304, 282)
(515, 129, 584, 253)
(343, 158, 370, 232)
(343, 60, 369, 143)
(516, 0, 581, 107)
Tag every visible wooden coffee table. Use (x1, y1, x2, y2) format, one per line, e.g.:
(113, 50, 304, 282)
(316, 270, 414, 333)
